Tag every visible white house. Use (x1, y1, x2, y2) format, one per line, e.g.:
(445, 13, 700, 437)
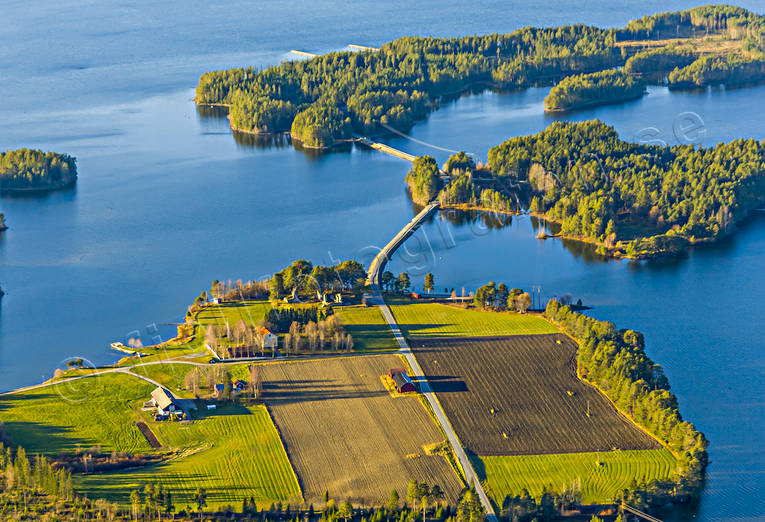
(260, 327, 278, 351)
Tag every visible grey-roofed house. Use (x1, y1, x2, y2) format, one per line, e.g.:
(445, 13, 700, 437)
(150, 386, 180, 415)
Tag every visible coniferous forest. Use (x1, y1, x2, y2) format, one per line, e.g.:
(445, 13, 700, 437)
(197, 5, 765, 147)
(0, 149, 77, 191)
(487, 120, 765, 258)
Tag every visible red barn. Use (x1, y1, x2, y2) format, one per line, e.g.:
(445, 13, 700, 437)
(389, 369, 416, 393)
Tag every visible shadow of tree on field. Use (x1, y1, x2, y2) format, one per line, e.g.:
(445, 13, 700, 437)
(262, 379, 388, 406)
(1, 420, 92, 455)
(465, 448, 487, 482)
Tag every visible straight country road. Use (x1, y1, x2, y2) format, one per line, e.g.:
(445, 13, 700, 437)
(370, 284, 498, 521)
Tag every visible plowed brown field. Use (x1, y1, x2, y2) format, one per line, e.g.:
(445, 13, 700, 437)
(409, 334, 660, 456)
(261, 355, 463, 504)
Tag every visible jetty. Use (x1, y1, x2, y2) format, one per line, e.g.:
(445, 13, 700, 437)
(289, 50, 318, 57)
(348, 44, 379, 51)
(110, 342, 147, 357)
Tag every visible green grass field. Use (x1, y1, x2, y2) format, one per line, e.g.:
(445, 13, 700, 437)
(337, 305, 398, 351)
(0, 373, 153, 454)
(387, 300, 558, 338)
(1, 371, 302, 509)
(77, 404, 302, 509)
(129, 363, 201, 398)
(479, 449, 677, 505)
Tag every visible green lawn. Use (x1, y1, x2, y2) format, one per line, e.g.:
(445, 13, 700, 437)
(1, 371, 302, 509)
(337, 305, 398, 351)
(387, 300, 558, 338)
(195, 300, 273, 332)
(129, 363, 201, 398)
(0, 373, 154, 454)
(77, 404, 302, 509)
(479, 449, 677, 505)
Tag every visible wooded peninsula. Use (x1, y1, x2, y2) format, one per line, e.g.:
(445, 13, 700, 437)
(197, 5, 765, 147)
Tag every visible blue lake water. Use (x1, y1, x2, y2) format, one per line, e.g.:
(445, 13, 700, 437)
(1, 0, 764, 519)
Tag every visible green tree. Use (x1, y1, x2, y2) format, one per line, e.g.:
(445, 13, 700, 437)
(456, 487, 484, 522)
(424, 273, 435, 294)
(130, 490, 141, 521)
(407, 479, 419, 511)
(397, 272, 411, 293)
(338, 500, 353, 522)
(193, 488, 207, 520)
(164, 490, 174, 517)
(388, 489, 400, 511)
(496, 283, 509, 310)
(270, 273, 284, 300)
(381, 271, 396, 292)
(406, 156, 443, 205)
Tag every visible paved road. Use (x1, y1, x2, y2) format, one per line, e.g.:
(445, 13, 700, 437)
(371, 284, 498, 521)
(0, 359, 206, 396)
(366, 202, 439, 286)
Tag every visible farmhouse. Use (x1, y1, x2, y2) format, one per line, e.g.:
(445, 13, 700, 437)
(150, 386, 180, 415)
(261, 327, 278, 351)
(389, 368, 416, 393)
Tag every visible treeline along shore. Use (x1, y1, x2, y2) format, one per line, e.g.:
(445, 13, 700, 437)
(404, 120, 765, 259)
(0, 148, 77, 192)
(196, 5, 765, 148)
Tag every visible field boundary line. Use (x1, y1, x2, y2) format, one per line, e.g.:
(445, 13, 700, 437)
(545, 317, 683, 463)
(373, 286, 498, 521)
(263, 404, 306, 505)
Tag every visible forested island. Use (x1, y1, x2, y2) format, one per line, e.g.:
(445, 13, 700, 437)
(404, 120, 765, 258)
(197, 5, 765, 148)
(0, 149, 77, 192)
(0, 212, 7, 230)
(487, 120, 765, 258)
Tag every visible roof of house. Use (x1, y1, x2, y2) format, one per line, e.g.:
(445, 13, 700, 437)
(151, 387, 176, 409)
(233, 379, 247, 388)
(258, 327, 276, 337)
(392, 372, 413, 390)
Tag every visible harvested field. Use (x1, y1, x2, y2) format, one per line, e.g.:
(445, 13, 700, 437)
(410, 334, 661, 456)
(260, 355, 463, 505)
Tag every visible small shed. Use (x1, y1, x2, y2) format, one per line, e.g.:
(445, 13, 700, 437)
(150, 386, 180, 415)
(233, 379, 247, 391)
(390, 369, 416, 393)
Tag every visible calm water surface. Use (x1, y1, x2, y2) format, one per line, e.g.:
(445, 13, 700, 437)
(1, 1, 764, 520)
